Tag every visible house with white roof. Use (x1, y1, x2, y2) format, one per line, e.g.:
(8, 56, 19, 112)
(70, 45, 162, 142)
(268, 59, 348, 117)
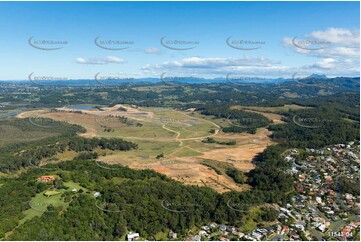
(127, 232, 139, 241)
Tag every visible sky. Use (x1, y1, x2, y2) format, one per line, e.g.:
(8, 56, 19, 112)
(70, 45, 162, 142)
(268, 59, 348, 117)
(0, 1, 359, 80)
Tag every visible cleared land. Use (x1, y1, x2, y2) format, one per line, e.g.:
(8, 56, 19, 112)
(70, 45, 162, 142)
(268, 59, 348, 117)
(230, 104, 309, 113)
(17, 104, 274, 193)
(19, 181, 86, 225)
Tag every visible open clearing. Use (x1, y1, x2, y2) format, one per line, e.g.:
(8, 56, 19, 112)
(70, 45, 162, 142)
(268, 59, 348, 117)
(230, 104, 310, 113)
(229, 104, 309, 124)
(18, 104, 275, 193)
(19, 181, 86, 225)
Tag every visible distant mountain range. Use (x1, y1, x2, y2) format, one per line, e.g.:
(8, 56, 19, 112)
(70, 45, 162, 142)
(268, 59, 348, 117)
(308, 74, 328, 79)
(0, 74, 359, 86)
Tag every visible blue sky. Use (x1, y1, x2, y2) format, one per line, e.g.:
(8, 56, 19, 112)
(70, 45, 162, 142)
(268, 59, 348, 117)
(0, 1, 359, 80)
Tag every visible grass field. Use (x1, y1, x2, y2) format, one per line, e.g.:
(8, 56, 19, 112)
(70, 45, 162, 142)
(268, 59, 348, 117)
(17, 104, 274, 193)
(19, 181, 87, 225)
(21, 191, 65, 224)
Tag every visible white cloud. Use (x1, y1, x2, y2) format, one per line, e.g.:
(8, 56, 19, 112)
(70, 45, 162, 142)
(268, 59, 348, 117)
(283, 28, 360, 58)
(76, 56, 125, 64)
(141, 55, 359, 78)
(152, 56, 279, 68)
(309, 28, 359, 46)
(317, 47, 359, 58)
(142, 56, 290, 78)
(303, 57, 359, 75)
(307, 58, 336, 69)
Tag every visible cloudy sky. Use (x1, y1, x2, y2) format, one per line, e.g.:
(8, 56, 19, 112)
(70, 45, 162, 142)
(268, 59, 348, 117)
(0, 1, 359, 80)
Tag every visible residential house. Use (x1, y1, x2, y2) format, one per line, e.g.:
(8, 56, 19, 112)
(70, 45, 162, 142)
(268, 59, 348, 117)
(168, 232, 177, 239)
(127, 232, 139, 241)
(198, 230, 208, 237)
(189, 235, 201, 241)
(218, 225, 227, 231)
(36, 175, 55, 183)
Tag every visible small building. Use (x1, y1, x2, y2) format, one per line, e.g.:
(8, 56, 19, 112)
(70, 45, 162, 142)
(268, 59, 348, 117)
(290, 232, 300, 240)
(168, 232, 177, 239)
(291, 149, 298, 154)
(218, 225, 227, 231)
(198, 230, 208, 236)
(127, 232, 139, 241)
(317, 224, 326, 233)
(285, 155, 293, 162)
(209, 223, 217, 229)
(36, 175, 55, 183)
(251, 231, 263, 240)
(233, 231, 245, 238)
(227, 227, 235, 233)
(201, 226, 210, 231)
(281, 226, 289, 235)
(189, 235, 201, 241)
(295, 223, 305, 231)
(93, 192, 101, 198)
(220, 237, 230, 241)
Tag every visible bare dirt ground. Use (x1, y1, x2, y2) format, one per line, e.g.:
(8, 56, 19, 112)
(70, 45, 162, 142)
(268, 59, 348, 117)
(202, 128, 274, 169)
(17, 105, 274, 193)
(18, 111, 100, 138)
(97, 156, 249, 193)
(244, 110, 285, 124)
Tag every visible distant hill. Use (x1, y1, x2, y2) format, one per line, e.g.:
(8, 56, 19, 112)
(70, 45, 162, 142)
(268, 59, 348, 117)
(0, 75, 358, 89)
(308, 73, 328, 79)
